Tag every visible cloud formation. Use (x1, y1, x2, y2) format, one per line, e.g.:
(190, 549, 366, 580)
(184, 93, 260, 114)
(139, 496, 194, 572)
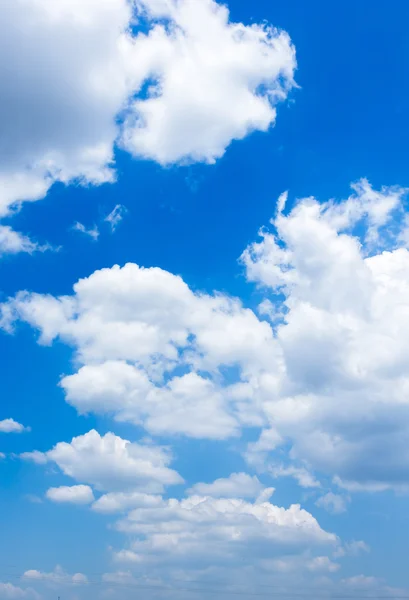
(22, 429, 183, 493)
(0, 0, 295, 253)
(46, 484, 95, 505)
(5, 180, 409, 494)
(113, 493, 336, 568)
(0, 418, 29, 433)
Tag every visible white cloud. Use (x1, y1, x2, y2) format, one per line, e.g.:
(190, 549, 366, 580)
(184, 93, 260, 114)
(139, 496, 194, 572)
(105, 205, 127, 232)
(0, 583, 39, 600)
(187, 472, 266, 499)
(25, 429, 182, 493)
(7, 179, 409, 493)
(2, 263, 277, 440)
(73, 222, 99, 241)
(0, 226, 46, 257)
(20, 451, 48, 465)
(121, 0, 296, 165)
(114, 494, 336, 566)
(306, 556, 339, 573)
(63, 366, 239, 439)
(23, 565, 87, 586)
(240, 179, 409, 491)
(92, 491, 162, 514)
(269, 465, 321, 488)
(0, 418, 29, 433)
(0, 453, 5, 460)
(0, 0, 295, 252)
(316, 492, 350, 515)
(46, 484, 95, 505)
(343, 541, 371, 556)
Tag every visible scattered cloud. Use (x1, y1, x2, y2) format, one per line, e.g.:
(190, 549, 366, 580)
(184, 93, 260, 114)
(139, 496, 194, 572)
(0, 0, 295, 250)
(105, 205, 127, 232)
(316, 492, 350, 515)
(46, 484, 95, 505)
(72, 222, 99, 241)
(23, 565, 87, 586)
(269, 465, 321, 489)
(0, 582, 39, 599)
(92, 491, 162, 514)
(187, 472, 266, 499)
(22, 429, 183, 493)
(0, 418, 29, 433)
(20, 451, 48, 465)
(0, 226, 46, 257)
(5, 180, 409, 495)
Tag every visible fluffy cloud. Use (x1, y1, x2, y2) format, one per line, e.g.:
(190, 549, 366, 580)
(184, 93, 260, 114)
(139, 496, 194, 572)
(1, 263, 277, 440)
(0, 226, 45, 256)
(0, 583, 39, 600)
(306, 556, 339, 573)
(241, 178, 409, 491)
(121, 0, 296, 165)
(113, 494, 336, 567)
(23, 429, 183, 493)
(269, 465, 321, 488)
(63, 366, 240, 439)
(0, 418, 29, 433)
(46, 484, 95, 505)
(92, 491, 163, 514)
(6, 179, 409, 493)
(0, 0, 295, 253)
(187, 472, 267, 499)
(23, 566, 87, 586)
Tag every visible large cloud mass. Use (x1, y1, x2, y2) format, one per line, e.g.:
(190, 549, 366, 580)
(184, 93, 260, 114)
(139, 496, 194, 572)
(0, 0, 295, 253)
(5, 180, 409, 494)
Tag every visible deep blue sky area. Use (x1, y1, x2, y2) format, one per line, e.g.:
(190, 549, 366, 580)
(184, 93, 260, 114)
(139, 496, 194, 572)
(1, 0, 409, 596)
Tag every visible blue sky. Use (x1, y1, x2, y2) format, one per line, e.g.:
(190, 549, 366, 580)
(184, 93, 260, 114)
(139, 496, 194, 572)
(1, 1, 409, 599)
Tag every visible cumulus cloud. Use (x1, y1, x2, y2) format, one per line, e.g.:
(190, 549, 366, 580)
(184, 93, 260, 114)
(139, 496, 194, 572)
(121, 0, 296, 165)
(187, 472, 267, 499)
(269, 465, 321, 488)
(0, 226, 46, 257)
(0, 418, 29, 433)
(239, 179, 409, 491)
(23, 565, 87, 586)
(0, 583, 39, 600)
(20, 450, 48, 465)
(1, 263, 277, 440)
(306, 556, 339, 573)
(46, 484, 95, 505)
(92, 491, 162, 514)
(0, 0, 295, 253)
(6, 179, 409, 493)
(113, 494, 336, 567)
(22, 429, 182, 493)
